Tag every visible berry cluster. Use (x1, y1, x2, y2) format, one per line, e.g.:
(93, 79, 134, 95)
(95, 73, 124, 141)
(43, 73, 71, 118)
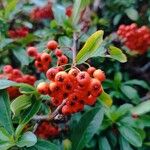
(117, 23, 150, 54)
(8, 27, 29, 39)
(35, 121, 59, 139)
(37, 67, 105, 115)
(0, 65, 36, 99)
(30, 3, 53, 21)
(65, 6, 73, 17)
(27, 40, 68, 72)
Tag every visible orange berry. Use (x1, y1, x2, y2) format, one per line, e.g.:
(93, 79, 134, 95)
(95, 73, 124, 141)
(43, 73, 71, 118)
(93, 69, 106, 82)
(37, 82, 49, 95)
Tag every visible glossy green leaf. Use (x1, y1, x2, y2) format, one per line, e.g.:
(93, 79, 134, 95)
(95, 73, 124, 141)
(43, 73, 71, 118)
(0, 90, 14, 134)
(121, 85, 140, 104)
(119, 125, 142, 147)
(0, 141, 15, 150)
(10, 95, 32, 116)
(15, 99, 41, 137)
(0, 79, 16, 90)
(119, 136, 133, 150)
(71, 107, 104, 150)
(99, 91, 113, 107)
(4, 0, 19, 18)
(26, 139, 60, 150)
(108, 46, 127, 63)
(124, 80, 150, 90)
(0, 127, 11, 141)
(72, 0, 91, 25)
(52, 4, 66, 25)
(76, 30, 104, 64)
(17, 131, 37, 147)
(13, 48, 29, 66)
(125, 8, 139, 21)
(131, 100, 150, 115)
(98, 136, 111, 150)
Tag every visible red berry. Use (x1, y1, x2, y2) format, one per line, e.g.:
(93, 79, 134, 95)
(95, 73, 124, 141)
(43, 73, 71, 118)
(47, 40, 58, 50)
(57, 55, 68, 65)
(77, 71, 91, 85)
(37, 82, 49, 95)
(87, 67, 96, 77)
(46, 68, 59, 81)
(27, 47, 38, 57)
(54, 49, 63, 57)
(3, 65, 13, 74)
(41, 52, 52, 64)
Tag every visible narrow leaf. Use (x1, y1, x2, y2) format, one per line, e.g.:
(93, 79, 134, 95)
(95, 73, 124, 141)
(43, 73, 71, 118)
(76, 30, 104, 64)
(10, 95, 32, 116)
(26, 139, 60, 150)
(119, 125, 142, 147)
(72, 0, 91, 25)
(131, 100, 150, 115)
(98, 136, 111, 150)
(0, 90, 14, 134)
(108, 46, 127, 63)
(17, 131, 37, 148)
(99, 91, 113, 107)
(71, 107, 104, 150)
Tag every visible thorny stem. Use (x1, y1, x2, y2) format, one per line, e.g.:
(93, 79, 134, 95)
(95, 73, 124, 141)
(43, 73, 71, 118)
(72, 32, 78, 66)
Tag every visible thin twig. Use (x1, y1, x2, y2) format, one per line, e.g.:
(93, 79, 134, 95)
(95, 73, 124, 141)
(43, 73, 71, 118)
(32, 99, 67, 121)
(48, 99, 67, 120)
(72, 32, 78, 66)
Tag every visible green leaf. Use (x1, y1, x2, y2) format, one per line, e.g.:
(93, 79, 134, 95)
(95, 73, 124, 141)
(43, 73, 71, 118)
(26, 139, 60, 150)
(76, 30, 104, 64)
(63, 139, 72, 150)
(118, 125, 142, 147)
(125, 8, 139, 21)
(0, 39, 13, 49)
(0, 79, 16, 90)
(108, 46, 127, 63)
(52, 4, 66, 26)
(71, 107, 104, 150)
(98, 136, 111, 150)
(113, 72, 122, 89)
(99, 91, 113, 107)
(113, 14, 122, 25)
(121, 85, 140, 104)
(10, 95, 32, 116)
(119, 136, 133, 150)
(0, 127, 11, 141)
(124, 80, 150, 90)
(17, 131, 37, 148)
(13, 48, 29, 66)
(0, 141, 15, 150)
(140, 115, 150, 127)
(15, 99, 41, 137)
(131, 100, 150, 115)
(4, 0, 19, 18)
(72, 0, 91, 25)
(0, 90, 14, 134)
(0, 79, 35, 91)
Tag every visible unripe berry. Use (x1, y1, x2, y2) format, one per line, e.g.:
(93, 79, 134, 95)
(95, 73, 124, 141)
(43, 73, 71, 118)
(47, 40, 58, 50)
(27, 47, 38, 57)
(93, 69, 105, 82)
(37, 82, 49, 95)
